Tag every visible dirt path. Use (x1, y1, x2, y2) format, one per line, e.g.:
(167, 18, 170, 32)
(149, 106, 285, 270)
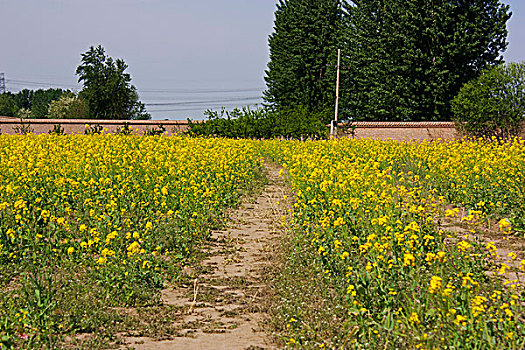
(123, 163, 286, 350)
(440, 209, 525, 282)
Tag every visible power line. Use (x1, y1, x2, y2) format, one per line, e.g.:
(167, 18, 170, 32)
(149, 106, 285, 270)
(4, 77, 265, 112)
(144, 96, 262, 107)
(7, 79, 80, 89)
(139, 87, 264, 94)
(141, 94, 258, 101)
(148, 103, 262, 113)
(6, 77, 265, 94)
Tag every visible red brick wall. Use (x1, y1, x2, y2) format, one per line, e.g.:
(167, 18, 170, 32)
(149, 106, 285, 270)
(0, 118, 190, 135)
(0, 118, 522, 141)
(342, 121, 458, 141)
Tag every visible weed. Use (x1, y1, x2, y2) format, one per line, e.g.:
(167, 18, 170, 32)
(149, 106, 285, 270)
(116, 122, 133, 136)
(143, 124, 166, 136)
(48, 124, 65, 135)
(13, 119, 33, 135)
(84, 124, 103, 135)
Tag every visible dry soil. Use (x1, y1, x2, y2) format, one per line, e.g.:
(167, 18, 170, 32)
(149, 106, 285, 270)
(122, 163, 286, 350)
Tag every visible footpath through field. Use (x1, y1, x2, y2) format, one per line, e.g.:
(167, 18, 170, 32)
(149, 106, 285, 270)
(123, 162, 285, 350)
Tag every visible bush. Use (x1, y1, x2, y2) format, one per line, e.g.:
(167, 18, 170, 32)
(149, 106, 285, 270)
(17, 107, 34, 119)
(46, 94, 89, 119)
(49, 124, 65, 135)
(452, 62, 525, 139)
(186, 106, 329, 139)
(143, 124, 166, 136)
(0, 94, 17, 117)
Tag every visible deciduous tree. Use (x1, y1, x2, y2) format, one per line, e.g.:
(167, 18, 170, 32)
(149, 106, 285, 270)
(452, 62, 525, 139)
(46, 93, 89, 119)
(0, 94, 17, 117)
(342, 0, 511, 121)
(76, 45, 150, 120)
(9, 88, 66, 118)
(264, 0, 344, 121)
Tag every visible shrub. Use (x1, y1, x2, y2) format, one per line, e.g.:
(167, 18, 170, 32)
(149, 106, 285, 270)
(17, 107, 34, 119)
(452, 62, 525, 139)
(13, 119, 34, 134)
(116, 122, 133, 135)
(46, 94, 89, 119)
(143, 124, 166, 136)
(186, 106, 329, 140)
(49, 124, 65, 135)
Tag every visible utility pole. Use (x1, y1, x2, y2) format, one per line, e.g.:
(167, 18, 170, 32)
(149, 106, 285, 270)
(331, 49, 341, 138)
(0, 73, 5, 94)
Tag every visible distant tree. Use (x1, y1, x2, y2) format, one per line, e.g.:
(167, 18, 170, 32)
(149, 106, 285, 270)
(31, 89, 66, 118)
(68, 96, 90, 119)
(0, 93, 17, 117)
(17, 108, 33, 119)
(264, 0, 344, 121)
(452, 62, 525, 139)
(342, 0, 511, 121)
(9, 88, 66, 118)
(76, 45, 150, 120)
(46, 93, 89, 119)
(13, 89, 32, 110)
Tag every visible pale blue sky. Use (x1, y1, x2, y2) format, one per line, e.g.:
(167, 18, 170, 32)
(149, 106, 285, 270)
(0, 0, 523, 120)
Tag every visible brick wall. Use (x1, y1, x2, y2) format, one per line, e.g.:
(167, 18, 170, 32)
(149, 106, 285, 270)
(0, 118, 522, 141)
(342, 121, 458, 141)
(0, 118, 190, 135)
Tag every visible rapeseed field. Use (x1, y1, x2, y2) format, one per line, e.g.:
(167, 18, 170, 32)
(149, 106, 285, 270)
(1, 134, 524, 349)
(263, 137, 525, 349)
(0, 134, 261, 347)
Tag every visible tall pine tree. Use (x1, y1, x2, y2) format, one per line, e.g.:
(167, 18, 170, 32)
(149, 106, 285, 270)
(264, 0, 343, 120)
(342, 0, 510, 121)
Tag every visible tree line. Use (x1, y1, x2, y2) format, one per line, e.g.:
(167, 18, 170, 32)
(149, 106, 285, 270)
(264, 0, 511, 123)
(2, 1, 523, 138)
(193, 0, 523, 139)
(0, 46, 150, 120)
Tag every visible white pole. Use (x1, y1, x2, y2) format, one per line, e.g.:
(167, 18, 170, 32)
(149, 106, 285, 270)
(331, 48, 341, 138)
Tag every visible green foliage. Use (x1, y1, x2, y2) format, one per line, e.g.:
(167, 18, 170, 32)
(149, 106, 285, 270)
(272, 107, 330, 139)
(0, 94, 17, 117)
(116, 122, 133, 135)
(341, 0, 510, 121)
(17, 107, 33, 119)
(143, 124, 166, 136)
(84, 124, 103, 135)
(49, 124, 65, 135)
(452, 62, 525, 139)
(46, 93, 89, 119)
(264, 0, 343, 118)
(12, 89, 67, 119)
(12, 89, 32, 110)
(31, 89, 66, 119)
(76, 45, 150, 120)
(1, 89, 67, 119)
(12, 119, 34, 135)
(186, 107, 329, 139)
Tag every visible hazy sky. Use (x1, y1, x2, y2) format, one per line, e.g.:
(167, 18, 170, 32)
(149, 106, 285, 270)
(1, 0, 524, 120)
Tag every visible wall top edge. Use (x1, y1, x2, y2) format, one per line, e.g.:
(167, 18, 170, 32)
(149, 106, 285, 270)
(0, 118, 191, 125)
(343, 121, 455, 128)
(0, 117, 456, 128)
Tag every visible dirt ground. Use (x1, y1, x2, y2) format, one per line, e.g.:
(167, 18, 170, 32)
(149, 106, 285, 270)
(122, 163, 287, 350)
(440, 207, 525, 282)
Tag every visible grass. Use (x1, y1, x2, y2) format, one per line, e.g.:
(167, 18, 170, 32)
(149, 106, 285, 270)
(268, 227, 351, 349)
(262, 138, 525, 349)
